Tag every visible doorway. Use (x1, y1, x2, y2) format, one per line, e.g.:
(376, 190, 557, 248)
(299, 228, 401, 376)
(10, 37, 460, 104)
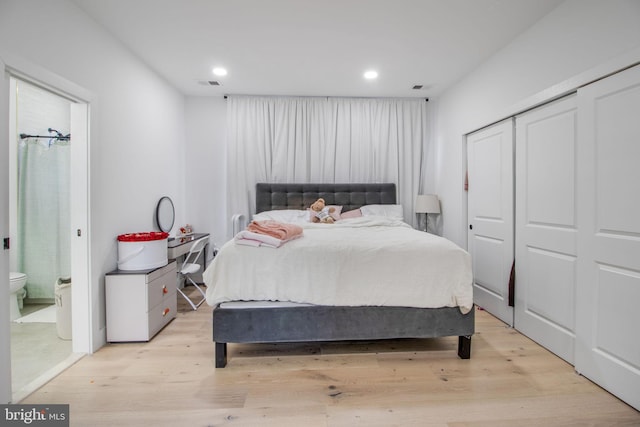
(3, 65, 90, 403)
(9, 77, 74, 399)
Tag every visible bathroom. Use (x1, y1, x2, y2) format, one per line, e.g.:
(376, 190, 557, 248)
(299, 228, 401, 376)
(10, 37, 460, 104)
(8, 78, 75, 400)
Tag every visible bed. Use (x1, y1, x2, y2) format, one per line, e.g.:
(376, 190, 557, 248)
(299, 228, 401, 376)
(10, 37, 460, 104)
(205, 183, 474, 367)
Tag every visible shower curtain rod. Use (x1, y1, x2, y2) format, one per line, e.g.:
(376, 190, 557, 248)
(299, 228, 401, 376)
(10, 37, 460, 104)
(19, 128, 70, 141)
(20, 133, 70, 141)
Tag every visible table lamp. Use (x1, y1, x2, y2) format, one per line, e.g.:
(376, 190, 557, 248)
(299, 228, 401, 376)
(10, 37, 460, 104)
(415, 194, 440, 232)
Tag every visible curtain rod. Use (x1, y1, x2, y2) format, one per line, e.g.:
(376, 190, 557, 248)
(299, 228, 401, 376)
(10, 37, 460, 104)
(223, 95, 428, 101)
(19, 128, 70, 141)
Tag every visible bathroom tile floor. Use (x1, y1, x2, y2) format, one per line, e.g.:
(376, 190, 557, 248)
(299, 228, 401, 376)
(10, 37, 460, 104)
(10, 304, 73, 399)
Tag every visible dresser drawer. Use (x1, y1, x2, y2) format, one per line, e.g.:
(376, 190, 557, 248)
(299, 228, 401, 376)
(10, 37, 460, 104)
(148, 291, 177, 338)
(147, 266, 177, 310)
(146, 261, 177, 283)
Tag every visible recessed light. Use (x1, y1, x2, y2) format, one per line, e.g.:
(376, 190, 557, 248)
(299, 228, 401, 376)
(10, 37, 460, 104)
(364, 70, 378, 80)
(212, 67, 227, 76)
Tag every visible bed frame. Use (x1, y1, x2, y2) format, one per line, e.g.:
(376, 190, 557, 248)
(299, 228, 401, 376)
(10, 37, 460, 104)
(212, 183, 474, 367)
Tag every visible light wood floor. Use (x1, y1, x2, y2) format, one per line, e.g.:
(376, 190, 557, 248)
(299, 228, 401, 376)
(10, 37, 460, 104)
(22, 287, 640, 426)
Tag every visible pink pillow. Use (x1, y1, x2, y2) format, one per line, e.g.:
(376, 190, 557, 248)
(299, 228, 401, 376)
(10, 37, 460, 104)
(340, 208, 362, 219)
(307, 205, 343, 221)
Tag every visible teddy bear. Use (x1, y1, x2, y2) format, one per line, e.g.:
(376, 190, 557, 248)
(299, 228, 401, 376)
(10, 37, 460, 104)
(309, 198, 336, 224)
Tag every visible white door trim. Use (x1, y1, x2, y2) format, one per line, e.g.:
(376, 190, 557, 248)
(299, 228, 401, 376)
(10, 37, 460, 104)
(70, 102, 91, 354)
(0, 57, 12, 404)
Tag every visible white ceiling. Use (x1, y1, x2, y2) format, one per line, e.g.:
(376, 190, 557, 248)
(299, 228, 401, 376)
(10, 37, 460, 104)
(72, 0, 563, 98)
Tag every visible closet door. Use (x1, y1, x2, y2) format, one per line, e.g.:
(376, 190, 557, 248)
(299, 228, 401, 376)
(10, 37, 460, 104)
(514, 95, 577, 364)
(576, 64, 640, 411)
(467, 119, 514, 326)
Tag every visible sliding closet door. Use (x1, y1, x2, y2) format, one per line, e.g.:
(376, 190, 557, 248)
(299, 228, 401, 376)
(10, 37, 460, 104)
(467, 119, 514, 326)
(514, 95, 577, 364)
(576, 64, 640, 411)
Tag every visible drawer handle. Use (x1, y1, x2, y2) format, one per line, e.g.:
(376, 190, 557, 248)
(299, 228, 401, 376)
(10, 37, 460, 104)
(162, 285, 168, 294)
(163, 308, 170, 317)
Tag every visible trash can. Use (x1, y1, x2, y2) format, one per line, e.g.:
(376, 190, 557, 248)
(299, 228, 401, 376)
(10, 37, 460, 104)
(55, 278, 72, 340)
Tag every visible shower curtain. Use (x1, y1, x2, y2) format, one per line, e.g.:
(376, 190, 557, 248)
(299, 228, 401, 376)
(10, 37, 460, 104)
(17, 138, 71, 300)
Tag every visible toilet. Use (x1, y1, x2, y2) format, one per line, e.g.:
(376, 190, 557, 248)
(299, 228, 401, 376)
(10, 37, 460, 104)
(10, 272, 27, 321)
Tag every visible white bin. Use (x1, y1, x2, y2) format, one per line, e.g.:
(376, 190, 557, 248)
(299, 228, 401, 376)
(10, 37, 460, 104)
(117, 232, 169, 271)
(55, 278, 72, 340)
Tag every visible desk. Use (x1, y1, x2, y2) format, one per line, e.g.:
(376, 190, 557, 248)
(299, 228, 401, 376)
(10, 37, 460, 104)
(167, 233, 210, 266)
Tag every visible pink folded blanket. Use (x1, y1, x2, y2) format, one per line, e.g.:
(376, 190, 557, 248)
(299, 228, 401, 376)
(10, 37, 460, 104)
(234, 220, 304, 248)
(247, 220, 303, 241)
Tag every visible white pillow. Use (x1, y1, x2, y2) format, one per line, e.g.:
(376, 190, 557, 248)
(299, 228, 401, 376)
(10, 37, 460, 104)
(253, 209, 310, 224)
(360, 204, 404, 220)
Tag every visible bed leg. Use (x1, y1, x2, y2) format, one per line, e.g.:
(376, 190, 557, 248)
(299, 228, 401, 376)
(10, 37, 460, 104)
(215, 342, 227, 368)
(458, 335, 472, 359)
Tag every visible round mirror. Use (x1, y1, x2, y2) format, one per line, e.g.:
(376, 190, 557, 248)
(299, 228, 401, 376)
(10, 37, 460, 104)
(156, 196, 175, 232)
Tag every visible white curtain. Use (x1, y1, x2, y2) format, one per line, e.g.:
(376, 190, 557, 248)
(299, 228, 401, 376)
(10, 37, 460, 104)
(18, 138, 71, 299)
(226, 96, 430, 229)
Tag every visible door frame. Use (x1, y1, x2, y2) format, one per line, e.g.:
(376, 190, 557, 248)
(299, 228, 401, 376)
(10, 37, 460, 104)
(1, 53, 93, 396)
(1, 58, 11, 404)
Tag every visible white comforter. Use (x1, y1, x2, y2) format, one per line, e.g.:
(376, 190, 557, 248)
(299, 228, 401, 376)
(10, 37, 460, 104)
(204, 216, 473, 313)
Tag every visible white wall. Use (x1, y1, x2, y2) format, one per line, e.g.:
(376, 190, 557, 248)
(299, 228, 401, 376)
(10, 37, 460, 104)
(0, 0, 186, 351)
(184, 97, 228, 250)
(432, 0, 640, 247)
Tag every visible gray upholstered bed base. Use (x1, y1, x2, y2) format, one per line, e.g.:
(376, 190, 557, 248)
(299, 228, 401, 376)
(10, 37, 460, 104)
(212, 183, 474, 367)
(214, 305, 474, 367)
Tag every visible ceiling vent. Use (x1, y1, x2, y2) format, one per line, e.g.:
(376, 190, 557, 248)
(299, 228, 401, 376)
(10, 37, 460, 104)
(198, 80, 221, 86)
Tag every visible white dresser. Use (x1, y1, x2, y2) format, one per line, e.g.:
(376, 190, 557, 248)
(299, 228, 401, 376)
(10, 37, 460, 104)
(105, 261, 177, 342)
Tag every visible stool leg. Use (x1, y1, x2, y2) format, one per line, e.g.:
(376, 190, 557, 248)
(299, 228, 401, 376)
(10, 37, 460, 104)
(177, 287, 198, 311)
(185, 275, 207, 308)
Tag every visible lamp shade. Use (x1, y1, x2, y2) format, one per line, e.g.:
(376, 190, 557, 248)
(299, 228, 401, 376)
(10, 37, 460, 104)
(415, 194, 440, 214)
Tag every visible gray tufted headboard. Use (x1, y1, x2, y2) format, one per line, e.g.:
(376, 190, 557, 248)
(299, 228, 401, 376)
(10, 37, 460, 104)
(255, 183, 396, 213)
